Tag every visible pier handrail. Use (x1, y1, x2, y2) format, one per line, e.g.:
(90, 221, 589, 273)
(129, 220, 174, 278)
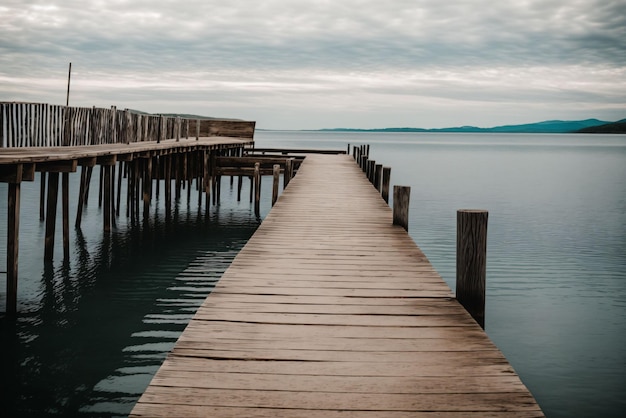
(0, 102, 255, 148)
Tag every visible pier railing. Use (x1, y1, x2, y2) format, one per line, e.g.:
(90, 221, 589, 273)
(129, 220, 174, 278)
(0, 102, 255, 148)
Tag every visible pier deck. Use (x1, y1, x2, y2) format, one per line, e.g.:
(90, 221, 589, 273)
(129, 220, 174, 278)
(130, 154, 544, 417)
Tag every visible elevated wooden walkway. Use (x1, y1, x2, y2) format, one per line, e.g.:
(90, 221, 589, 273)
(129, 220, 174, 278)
(130, 154, 544, 417)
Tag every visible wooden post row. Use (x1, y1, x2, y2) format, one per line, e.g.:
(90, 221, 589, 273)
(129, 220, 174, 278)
(456, 209, 489, 329)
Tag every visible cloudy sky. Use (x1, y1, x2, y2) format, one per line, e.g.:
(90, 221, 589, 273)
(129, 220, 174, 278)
(1, 0, 625, 129)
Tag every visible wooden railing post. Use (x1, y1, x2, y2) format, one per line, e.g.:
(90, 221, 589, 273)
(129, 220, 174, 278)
(392, 186, 410, 231)
(456, 209, 489, 329)
(196, 119, 200, 140)
(176, 117, 181, 142)
(110, 106, 117, 144)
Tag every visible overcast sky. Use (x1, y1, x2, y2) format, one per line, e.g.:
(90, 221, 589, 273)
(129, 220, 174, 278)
(1, 0, 625, 129)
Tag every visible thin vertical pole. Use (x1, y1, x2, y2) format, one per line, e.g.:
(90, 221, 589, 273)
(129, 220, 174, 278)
(39, 172, 46, 221)
(116, 162, 123, 216)
(7, 181, 21, 315)
(44, 172, 60, 261)
(75, 166, 87, 228)
(237, 175, 243, 201)
(103, 165, 112, 232)
(62, 172, 70, 261)
(254, 162, 261, 217)
(272, 164, 280, 206)
(66, 62, 71, 107)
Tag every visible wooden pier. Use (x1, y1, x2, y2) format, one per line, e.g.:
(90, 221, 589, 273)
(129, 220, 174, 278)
(1, 101, 256, 315)
(130, 154, 544, 417)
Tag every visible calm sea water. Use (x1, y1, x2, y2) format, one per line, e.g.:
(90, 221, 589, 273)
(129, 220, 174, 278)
(1, 131, 626, 417)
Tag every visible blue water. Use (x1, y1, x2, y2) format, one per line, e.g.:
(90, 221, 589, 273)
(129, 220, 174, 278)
(1, 131, 626, 417)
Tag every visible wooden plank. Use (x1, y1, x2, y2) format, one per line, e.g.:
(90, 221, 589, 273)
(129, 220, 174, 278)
(137, 387, 541, 411)
(132, 405, 544, 418)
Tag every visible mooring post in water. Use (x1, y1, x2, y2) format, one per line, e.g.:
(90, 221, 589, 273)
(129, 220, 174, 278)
(381, 167, 391, 204)
(62, 172, 70, 261)
(374, 164, 383, 192)
(367, 160, 375, 183)
(254, 162, 261, 217)
(284, 158, 293, 189)
(392, 185, 410, 232)
(44, 172, 60, 261)
(5, 167, 22, 315)
(456, 209, 489, 329)
(39, 172, 46, 221)
(272, 164, 280, 206)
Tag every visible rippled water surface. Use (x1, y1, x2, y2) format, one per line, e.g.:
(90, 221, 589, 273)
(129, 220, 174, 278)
(1, 131, 626, 417)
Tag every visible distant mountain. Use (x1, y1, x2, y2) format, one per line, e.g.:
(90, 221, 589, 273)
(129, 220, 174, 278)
(575, 119, 626, 134)
(319, 119, 614, 134)
(127, 109, 243, 121)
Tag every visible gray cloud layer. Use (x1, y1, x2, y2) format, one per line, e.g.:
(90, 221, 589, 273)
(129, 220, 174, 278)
(1, 0, 625, 128)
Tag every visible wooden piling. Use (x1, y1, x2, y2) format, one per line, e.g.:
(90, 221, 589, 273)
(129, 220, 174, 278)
(143, 157, 152, 218)
(7, 181, 20, 315)
(165, 156, 173, 215)
(374, 164, 383, 192)
(116, 162, 123, 217)
(76, 167, 86, 228)
(103, 165, 112, 232)
(237, 176, 243, 201)
(84, 166, 93, 206)
(202, 151, 211, 211)
(254, 162, 261, 217)
(382, 167, 391, 204)
(456, 209, 489, 329)
(392, 185, 410, 232)
(367, 160, 376, 184)
(272, 164, 280, 206)
(62, 172, 70, 261)
(44, 172, 59, 261)
(39, 172, 46, 221)
(284, 158, 293, 188)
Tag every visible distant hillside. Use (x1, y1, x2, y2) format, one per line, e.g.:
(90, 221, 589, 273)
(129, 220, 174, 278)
(575, 119, 626, 134)
(320, 119, 612, 134)
(128, 109, 243, 121)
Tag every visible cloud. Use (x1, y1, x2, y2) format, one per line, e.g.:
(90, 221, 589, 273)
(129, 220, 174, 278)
(0, 0, 625, 128)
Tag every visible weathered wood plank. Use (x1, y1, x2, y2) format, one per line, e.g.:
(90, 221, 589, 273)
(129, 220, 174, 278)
(137, 387, 542, 411)
(131, 405, 544, 418)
